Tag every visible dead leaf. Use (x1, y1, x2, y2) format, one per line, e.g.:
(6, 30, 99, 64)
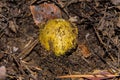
(30, 2, 62, 25)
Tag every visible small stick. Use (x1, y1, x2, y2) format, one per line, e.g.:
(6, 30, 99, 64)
(93, 26, 107, 47)
(18, 39, 38, 59)
(0, 32, 4, 38)
(56, 74, 119, 79)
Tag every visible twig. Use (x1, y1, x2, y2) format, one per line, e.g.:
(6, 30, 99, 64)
(18, 39, 38, 59)
(20, 60, 37, 80)
(81, 56, 91, 65)
(21, 60, 42, 71)
(31, 0, 48, 5)
(10, 54, 26, 75)
(0, 32, 4, 38)
(93, 26, 107, 47)
(117, 45, 120, 68)
(0, 14, 9, 39)
(108, 35, 120, 67)
(56, 74, 119, 79)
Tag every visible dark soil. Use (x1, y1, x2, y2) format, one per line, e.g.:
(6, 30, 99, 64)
(0, 0, 120, 80)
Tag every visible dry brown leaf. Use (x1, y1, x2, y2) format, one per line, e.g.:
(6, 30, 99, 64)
(30, 2, 61, 25)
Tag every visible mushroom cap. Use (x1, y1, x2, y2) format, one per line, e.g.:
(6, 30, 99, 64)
(39, 19, 78, 56)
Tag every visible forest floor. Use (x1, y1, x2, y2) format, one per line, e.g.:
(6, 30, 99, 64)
(0, 0, 120, 80)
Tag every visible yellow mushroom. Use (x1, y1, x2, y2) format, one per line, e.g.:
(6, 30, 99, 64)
(39, 19, 78, 56)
